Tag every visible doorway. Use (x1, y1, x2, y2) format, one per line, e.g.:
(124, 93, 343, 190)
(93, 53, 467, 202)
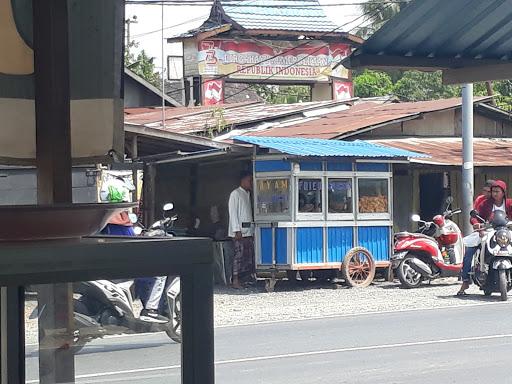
(419, 173, 445, 220)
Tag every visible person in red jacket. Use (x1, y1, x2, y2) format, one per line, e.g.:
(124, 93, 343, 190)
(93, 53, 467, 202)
(473, 179, 494, 212)
(458, 180, 512, 295)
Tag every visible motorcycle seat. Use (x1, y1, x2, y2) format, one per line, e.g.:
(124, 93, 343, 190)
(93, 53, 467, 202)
(395, 231, 434, 240)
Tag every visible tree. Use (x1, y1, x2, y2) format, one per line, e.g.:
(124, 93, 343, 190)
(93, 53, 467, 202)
(392, 71, 460, 101)
(357, 0, 411, 38)
(353, 70, 393, 98)
(125, 43, 162, 89)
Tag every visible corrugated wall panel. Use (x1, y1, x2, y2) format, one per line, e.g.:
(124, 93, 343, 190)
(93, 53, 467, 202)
(260, 227, 288, 265)
(357, 226, 390, 262)
(296, 227, 323, 264)
(327, 227, 354, 262)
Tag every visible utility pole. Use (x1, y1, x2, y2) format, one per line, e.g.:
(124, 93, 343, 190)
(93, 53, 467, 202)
(462, 83, 474, 236)
(125, 15, 138, 55)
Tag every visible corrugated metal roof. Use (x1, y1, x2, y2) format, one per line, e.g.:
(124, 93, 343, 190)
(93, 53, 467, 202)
(368, 138, 512, 167)
(347, 0, 512, 69)
(124, 99, 349, 135)
(246, 97, 492, 139)
(222, 0, 339, 33)
(234, 136, 428, 158)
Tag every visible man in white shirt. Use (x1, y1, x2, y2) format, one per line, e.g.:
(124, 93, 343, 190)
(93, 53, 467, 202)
(228, 171, 254, 288)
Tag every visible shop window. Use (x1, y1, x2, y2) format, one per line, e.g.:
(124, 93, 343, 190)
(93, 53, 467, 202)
(256, 178, 290, 215)
(358, 178, 389, 213)
(328, 178, 353, 214)
(298, 178, 323, 213)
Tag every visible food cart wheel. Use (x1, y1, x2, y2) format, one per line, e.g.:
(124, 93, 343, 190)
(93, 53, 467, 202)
(341, 247, 376, 288)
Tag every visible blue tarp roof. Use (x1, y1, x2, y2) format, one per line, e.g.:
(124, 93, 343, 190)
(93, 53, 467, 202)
(222, 0, 339, 33)
(234, 136, 429, 159)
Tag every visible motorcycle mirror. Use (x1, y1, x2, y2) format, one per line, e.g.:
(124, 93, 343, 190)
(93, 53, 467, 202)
(445, 196, 453, 205)
(411, 214, 421, 222)
(133, 226, 143, 235)
(128, 213, 138, 224)
(163, 203, 174, 211)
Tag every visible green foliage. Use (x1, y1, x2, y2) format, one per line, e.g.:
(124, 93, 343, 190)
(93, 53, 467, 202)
(392, 71, 460, 101)
(250, 85, 311, 104)
(353, 70, 393, 98)
(207, 107, 228, 137)
(357, 0, 411, 38)
(125, 44, 162, 89)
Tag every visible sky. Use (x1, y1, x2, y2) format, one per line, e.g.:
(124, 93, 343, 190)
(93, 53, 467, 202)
(125, 0, 366, 75)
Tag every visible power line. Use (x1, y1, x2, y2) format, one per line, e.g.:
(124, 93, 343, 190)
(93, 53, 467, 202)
(127, 0, 408, 5)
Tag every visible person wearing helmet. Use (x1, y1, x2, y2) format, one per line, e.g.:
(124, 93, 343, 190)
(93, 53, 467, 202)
(100, 175, 168, 323)
(458, 180, 512, 295)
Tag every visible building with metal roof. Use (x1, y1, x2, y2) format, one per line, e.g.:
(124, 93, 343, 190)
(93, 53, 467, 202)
(167, 0, 362, 107)
(343, 0, 512, 84)
(234, 136, 427, 159)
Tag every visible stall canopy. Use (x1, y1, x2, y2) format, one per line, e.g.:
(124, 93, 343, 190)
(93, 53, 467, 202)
(234, 136, 428, 159)
(342, 0, 512, 84)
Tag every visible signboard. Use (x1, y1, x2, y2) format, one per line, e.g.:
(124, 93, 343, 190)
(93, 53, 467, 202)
(202, 79, 224, 105)
(198, 39, 350, 82)
(333, 80, 353, 101)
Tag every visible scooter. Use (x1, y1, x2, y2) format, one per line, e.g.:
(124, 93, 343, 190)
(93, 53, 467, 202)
(467, 209, 512, 301)
(391, 196, 463, 288)
(33, 203, 182, 352)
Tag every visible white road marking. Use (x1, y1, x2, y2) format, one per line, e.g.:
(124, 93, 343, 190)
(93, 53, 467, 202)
(25, 332, 512, 383)
(25, 300, 511, 347)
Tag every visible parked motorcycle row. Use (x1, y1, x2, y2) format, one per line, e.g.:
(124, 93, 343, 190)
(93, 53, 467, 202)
(392, 196, 512, 301)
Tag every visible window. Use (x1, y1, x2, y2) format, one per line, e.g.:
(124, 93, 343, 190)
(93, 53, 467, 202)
(256, 178, 290, 215)
(298, 178, 322, 213)
(328, 178, 353, 214)
(358, 178, 389, 213)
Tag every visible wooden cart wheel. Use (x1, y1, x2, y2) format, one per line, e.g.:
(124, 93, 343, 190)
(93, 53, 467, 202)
(342, 247, 376, 288)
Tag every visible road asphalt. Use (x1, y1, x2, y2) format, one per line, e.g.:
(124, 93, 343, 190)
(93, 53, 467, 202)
(26, 300, 512, 383)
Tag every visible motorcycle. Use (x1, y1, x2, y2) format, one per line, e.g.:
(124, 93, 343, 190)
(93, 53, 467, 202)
(32, 203, 182, 353)
(391, 197, 463, 288)
(467, 209, 512, 301)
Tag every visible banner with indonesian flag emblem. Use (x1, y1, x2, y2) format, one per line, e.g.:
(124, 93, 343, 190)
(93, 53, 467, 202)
(198, 39, 351, 82)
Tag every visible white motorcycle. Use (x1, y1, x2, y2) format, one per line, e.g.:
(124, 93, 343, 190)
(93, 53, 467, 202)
(466, 209, 512, 301)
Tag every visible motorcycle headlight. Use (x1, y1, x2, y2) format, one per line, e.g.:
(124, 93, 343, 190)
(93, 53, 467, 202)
(495, 229, 511, 248)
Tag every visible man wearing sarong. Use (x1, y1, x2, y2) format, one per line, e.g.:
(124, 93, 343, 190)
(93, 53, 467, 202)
(228, 171, 254, 289)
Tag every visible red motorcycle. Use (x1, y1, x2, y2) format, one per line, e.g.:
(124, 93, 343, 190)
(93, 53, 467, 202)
(391, 197, 464, 288)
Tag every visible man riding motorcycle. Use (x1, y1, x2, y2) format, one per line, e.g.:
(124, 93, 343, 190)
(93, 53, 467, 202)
(457, 180, 512, 296)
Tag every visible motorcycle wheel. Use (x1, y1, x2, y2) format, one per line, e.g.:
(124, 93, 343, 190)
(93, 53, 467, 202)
(397, 257, 423, 289)
(499, 269, 508, 301)
(165, 292, 182, 343)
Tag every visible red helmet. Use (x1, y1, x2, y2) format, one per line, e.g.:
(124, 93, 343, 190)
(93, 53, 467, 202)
(433, 214, 445, 227)
(492, 180, 507, 194)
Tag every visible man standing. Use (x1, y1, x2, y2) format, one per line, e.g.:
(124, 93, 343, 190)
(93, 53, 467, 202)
(228, 171, 254, 289)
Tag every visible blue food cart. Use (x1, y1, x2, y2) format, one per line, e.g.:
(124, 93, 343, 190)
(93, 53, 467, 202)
(234, 136, 425, 290)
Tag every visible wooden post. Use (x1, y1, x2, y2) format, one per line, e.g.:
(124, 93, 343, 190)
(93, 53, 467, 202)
(33, 0, 75, 382)
(144, 164, 156, 227)
(0, 287, 25, 384)
(132, 136, 139, 201)
(181, 264, 214, 384)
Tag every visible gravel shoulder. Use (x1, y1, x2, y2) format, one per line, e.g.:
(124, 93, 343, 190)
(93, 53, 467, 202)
(24, 277, 500, 345)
